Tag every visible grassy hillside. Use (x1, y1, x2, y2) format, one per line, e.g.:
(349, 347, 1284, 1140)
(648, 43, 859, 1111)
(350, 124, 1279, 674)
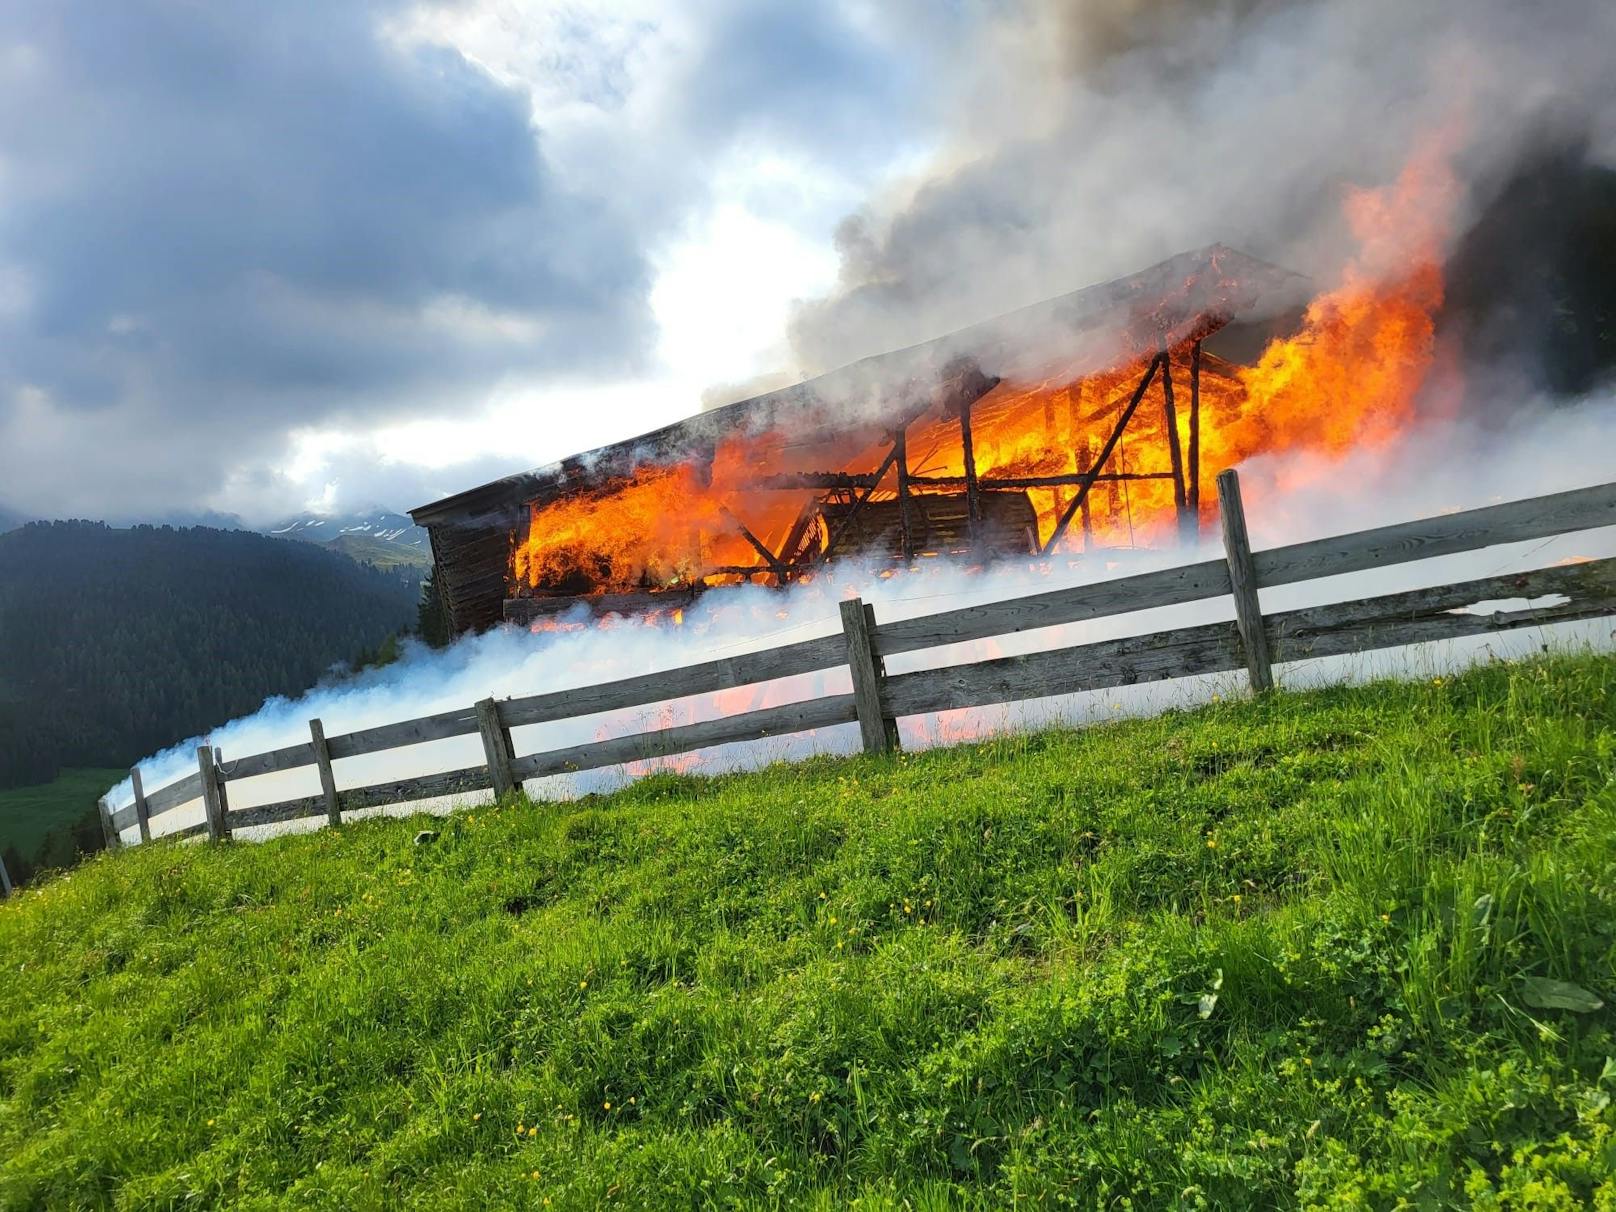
(0, 767, 123, 870)
(2, 653, 1613, 1209)
(325, 532, 433, 572)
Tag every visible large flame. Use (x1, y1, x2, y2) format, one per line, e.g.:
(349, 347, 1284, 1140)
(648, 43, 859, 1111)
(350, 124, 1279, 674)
(513, 139, 1459, 606)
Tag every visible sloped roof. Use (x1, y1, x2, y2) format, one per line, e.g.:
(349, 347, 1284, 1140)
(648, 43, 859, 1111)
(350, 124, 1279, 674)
(411, 244, 1304, 532)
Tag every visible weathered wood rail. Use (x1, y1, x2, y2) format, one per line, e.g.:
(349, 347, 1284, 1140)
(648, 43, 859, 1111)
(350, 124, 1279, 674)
(99, 473, 1616, 848)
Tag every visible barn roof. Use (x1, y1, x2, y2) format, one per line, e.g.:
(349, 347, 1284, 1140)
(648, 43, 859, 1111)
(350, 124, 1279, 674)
(410, 244, 1303, 532)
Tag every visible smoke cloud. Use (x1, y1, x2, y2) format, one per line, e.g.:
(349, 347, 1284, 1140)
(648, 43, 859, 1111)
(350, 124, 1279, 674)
(790, 0, 1616, 375)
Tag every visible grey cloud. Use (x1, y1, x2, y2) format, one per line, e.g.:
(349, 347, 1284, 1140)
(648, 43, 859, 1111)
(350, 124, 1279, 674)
(0, 0, 960, 521)
(0, 0, 655, 517)
(669, 0, 924, 170)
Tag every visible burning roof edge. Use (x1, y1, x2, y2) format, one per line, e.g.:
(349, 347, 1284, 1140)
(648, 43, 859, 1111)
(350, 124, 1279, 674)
(409, 244, 1305, 531)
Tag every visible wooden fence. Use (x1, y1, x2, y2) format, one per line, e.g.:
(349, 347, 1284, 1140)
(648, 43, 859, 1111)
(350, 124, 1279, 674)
(98, 471, 1616, 849)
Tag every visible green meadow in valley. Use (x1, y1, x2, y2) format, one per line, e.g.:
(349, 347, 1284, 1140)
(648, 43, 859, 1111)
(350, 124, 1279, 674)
(2, 653, 1614, 1209)
(0, 767, 123, 876)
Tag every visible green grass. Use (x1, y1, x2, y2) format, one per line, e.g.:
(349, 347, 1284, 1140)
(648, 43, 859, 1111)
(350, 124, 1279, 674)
(324, 534, 433, 572)
(0, 767, 122, 862)
(2, 654, 1615, 1209)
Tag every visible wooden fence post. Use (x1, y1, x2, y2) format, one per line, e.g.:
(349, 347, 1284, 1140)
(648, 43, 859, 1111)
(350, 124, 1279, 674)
(309, 719, 341, 829)
(130, 767, 151, 844)
(214, 748, 231, 832)
(197, 746, 227, 841)
(97, 796, 121, 851)
(840, 598, 898, 755)
(475, 698, 516, 800)
(0, 851, 11, 898)
(1217, 469, 1274, 694)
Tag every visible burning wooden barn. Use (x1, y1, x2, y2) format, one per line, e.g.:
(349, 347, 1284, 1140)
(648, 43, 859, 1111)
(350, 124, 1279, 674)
(411, 245, 1307, 635)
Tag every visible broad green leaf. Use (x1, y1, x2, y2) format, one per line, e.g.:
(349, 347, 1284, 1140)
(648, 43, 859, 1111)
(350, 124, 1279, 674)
(1521, 976, 1604, 1013)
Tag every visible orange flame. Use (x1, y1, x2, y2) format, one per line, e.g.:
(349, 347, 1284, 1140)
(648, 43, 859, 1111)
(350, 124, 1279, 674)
(512, 136, 1460, 596)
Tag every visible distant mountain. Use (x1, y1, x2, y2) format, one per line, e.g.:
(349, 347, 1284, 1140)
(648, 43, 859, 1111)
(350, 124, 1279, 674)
(0, 506, 29, 534)
(264, 508, 430, 554)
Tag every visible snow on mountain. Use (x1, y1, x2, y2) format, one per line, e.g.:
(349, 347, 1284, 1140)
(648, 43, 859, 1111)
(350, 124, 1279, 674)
(264, 508, 429, 550)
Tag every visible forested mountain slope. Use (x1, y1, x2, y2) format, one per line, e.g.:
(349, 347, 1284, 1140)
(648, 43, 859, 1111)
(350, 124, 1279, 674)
(0, 522, 416, 791)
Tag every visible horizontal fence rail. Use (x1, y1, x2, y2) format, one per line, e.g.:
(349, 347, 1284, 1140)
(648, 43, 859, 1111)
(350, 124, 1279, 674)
(99, 474, 1616, 848)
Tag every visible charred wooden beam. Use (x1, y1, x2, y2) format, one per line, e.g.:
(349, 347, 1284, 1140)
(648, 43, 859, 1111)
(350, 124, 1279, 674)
(959, 395, 981, 543)
(819, 441, 903, 564)
(1188, 339, 1202, 527)
(1159, 343, 1190, 542)
(895, 427, 914, 561)
(751, 470, 1173, 491)
(504, 586, 703, 626)
(720, 505, 787, 581)
(919, 472, 1174, 489)
(936, 358, 1000, 547)
(936, 357, 1002, 417)
(816, 394, 940, 565)
(1040, 352, 1164, 556)
(1077, 439, 1094, 548)
(749, 471, 874, 490)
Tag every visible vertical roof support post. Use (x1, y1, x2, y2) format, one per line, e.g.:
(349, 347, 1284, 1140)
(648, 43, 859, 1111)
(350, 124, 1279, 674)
(1076, 439, 1094, 550)
(958, 394, 982, 551)
(1159, 342, 1190, 543)
(1187, 339, 1203, 536)
(894, 426, 915, 562)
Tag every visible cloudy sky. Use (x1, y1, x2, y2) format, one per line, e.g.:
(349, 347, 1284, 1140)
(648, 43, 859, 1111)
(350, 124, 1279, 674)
(1, 0, 1611, 524)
